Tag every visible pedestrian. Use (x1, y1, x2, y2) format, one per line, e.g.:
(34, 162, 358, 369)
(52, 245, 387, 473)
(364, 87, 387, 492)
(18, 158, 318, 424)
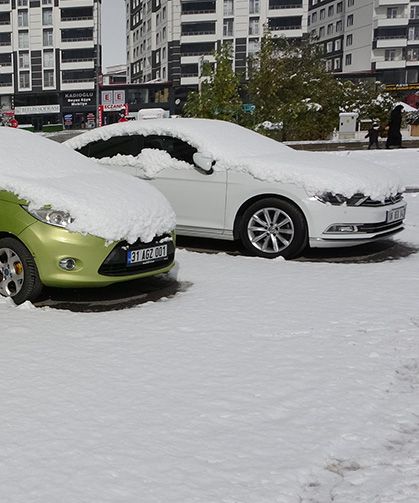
(385, 104, 404, 149)
(365, 121, 380, 149)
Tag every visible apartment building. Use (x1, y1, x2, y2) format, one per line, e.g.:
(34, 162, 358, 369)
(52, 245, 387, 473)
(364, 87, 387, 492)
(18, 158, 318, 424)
(308, 0, 419, 86)
(0, 0, 101, 130)
(126, 0, 308, 97)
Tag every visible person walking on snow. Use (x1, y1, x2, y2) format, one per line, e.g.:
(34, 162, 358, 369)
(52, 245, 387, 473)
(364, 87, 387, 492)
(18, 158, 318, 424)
(365, 122, 380, 149)
(386, 104, 403, 149)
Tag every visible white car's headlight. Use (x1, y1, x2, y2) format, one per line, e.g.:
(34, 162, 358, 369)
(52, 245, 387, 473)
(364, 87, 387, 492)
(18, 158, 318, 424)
(24, 206, 74, 228)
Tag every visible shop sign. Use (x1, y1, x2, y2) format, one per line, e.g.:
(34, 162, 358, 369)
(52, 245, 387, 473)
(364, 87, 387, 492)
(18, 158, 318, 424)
(103, 104, 126, 111)
(14, 104, 60, 115)
(63, 91, 94, 109)
(101, 90, 126, 106)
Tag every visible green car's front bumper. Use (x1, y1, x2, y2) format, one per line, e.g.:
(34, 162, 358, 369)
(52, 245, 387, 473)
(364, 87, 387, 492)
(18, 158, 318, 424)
(18, 221, 175, 289)
(18, 221, 174, 288)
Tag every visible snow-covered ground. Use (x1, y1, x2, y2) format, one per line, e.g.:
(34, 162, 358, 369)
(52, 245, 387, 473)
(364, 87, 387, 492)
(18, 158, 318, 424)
(1, 150, 419, 503)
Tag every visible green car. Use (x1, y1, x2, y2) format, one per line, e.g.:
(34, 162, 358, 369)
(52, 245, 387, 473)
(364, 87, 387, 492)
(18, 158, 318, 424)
(0, 129, 176, 305)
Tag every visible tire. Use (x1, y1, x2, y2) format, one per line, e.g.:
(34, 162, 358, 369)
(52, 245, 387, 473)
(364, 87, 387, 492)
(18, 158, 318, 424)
(0, 238, 43, 305)
(239, 198, 307, 259)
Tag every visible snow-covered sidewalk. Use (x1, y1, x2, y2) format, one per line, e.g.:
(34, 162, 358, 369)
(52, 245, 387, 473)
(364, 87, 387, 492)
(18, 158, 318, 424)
(1, 152, 418, 503)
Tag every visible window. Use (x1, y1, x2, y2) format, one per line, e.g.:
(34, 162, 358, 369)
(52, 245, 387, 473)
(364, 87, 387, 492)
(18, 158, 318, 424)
(328, 5, 334, 17)
(223, 19, 233, 36)
(320, 8, 325, 19)
(17, 0, 28, 5)
(17, 10, 28, 28)
(346, 33, 352, 46)
(345, 53, 352, 65)
(326, 59, 333, 71)
(348, 0, 354, 6)
(336, 2, 343, 13)
(385, 49, 396, 61)
(44, 69, 54, 87)
(248, 38, 260, 54)
(18, 51, 29, 69)
(347, 14, 353, 26)
(18, 31, 29, 49)
(326, 41, 333, 53)
(334, 57, 341, 70)
(319, 26, 325, 38)
(387, 8, 398, 19)
(223, 0, 233, 16)
(407, 47, 419, 61)
(334, 39, 341, 51)
(43, 49, 54, 67)
(249, 0, 259, 15)
(327, 23, 333, 35)
(249, 17, 259, 36)
(410, 6, 419, 20)
(43, 29, 53, 46)
(42, 8, 53, 25)
(336, 20, 342, 32)
(312, 12, 317, 22)
(408, 26, 419, 40)
(42, 0, 53, 4)
(19, 71, 30, 88)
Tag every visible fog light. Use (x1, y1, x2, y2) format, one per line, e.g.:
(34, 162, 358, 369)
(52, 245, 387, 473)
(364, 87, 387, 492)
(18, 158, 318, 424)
(59, 258, 77, 271)
(326, 224, 358, 233)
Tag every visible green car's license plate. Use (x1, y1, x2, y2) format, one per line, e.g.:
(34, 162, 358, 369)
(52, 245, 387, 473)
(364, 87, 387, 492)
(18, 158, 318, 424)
(127, 244, 168, 265)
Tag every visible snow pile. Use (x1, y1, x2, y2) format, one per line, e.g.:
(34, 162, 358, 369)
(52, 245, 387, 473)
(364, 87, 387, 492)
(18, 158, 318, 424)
(0, 194, 418, 502)
(65, 118, 404, 200)
(0, 128, 175, 243)
(98, 148, 192, 179)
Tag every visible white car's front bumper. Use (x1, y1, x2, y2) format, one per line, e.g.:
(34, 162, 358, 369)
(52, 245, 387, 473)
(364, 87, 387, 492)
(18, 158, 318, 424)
(305, 197, 406, 249)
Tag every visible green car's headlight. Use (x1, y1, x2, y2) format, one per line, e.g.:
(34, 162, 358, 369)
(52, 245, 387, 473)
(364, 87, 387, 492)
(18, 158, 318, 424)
(24, 206, 74, 228)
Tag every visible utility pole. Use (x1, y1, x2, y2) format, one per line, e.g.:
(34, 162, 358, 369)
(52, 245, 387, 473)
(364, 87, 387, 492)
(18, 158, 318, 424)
(95, 0, 101, 127)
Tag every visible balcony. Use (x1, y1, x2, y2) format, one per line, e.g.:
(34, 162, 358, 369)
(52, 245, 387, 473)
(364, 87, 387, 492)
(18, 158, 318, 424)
(375, 0, 408, 6)
(375, 59, 406, 69)
(374, 16, 409, 28)
(181, 1, 216, 15)
(181, 22, 216, 37)
(375, 36, 407, 47)
(0, 0, 10, 12)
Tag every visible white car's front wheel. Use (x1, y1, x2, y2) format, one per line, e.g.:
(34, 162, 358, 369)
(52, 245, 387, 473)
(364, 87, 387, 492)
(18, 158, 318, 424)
(239, 198, 307, 259)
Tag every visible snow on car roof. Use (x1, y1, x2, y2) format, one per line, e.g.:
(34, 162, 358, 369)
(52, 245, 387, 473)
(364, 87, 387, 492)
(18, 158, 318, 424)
(66, 118, 405, 200)
(0, 127, 175, 243)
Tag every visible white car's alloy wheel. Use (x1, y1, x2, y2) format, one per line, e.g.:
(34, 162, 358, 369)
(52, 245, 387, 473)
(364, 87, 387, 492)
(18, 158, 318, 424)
(239, 198, 307, 259)
(247, 207, 295, 254)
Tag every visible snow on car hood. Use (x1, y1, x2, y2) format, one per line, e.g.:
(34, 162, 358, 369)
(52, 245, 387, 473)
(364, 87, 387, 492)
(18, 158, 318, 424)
(0, 128, 175, 243)
(65, 118, 405, 200)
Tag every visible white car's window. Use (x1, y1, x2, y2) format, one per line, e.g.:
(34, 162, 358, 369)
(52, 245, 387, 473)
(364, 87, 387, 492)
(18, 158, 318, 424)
(81, 134, 197, 165)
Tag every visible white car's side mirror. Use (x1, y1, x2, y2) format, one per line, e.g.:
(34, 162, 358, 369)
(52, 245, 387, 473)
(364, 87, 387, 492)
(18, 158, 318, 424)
(193, 152, 214, 174)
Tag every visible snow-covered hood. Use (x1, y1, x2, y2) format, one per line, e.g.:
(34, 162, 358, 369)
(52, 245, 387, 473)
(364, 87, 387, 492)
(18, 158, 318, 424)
(0, 128, 175, 243)
(65, 118, 405, 200)
(223, 151, 404, 200)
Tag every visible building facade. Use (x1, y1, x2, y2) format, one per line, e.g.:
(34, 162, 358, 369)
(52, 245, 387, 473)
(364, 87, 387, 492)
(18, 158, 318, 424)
(308, 0, 419, 86)
(126, 0, 308, 101)
(0, 0, 101, 130)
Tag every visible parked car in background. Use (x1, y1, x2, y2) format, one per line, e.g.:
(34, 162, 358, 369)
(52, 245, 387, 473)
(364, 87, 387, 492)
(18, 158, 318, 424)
(0, 128, 176, 304)
(66, 119, 406, 259)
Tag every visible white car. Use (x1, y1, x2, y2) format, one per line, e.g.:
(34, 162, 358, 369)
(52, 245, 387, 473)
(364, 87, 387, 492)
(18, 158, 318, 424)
(66, 118, 407, 259)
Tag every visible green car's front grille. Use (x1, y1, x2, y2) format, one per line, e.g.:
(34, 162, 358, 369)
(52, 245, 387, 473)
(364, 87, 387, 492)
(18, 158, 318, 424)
(98, 235, 175, 276)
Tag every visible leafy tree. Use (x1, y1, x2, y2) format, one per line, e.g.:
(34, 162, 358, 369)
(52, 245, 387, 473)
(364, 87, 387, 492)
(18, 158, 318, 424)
(248, 33, 342, 140)
(338, 80, 395, 126)
(183, 44, 243, 122)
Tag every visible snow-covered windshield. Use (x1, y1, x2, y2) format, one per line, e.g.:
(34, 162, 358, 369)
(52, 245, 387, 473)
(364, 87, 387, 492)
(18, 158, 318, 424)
(0, 128, 175, 243)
